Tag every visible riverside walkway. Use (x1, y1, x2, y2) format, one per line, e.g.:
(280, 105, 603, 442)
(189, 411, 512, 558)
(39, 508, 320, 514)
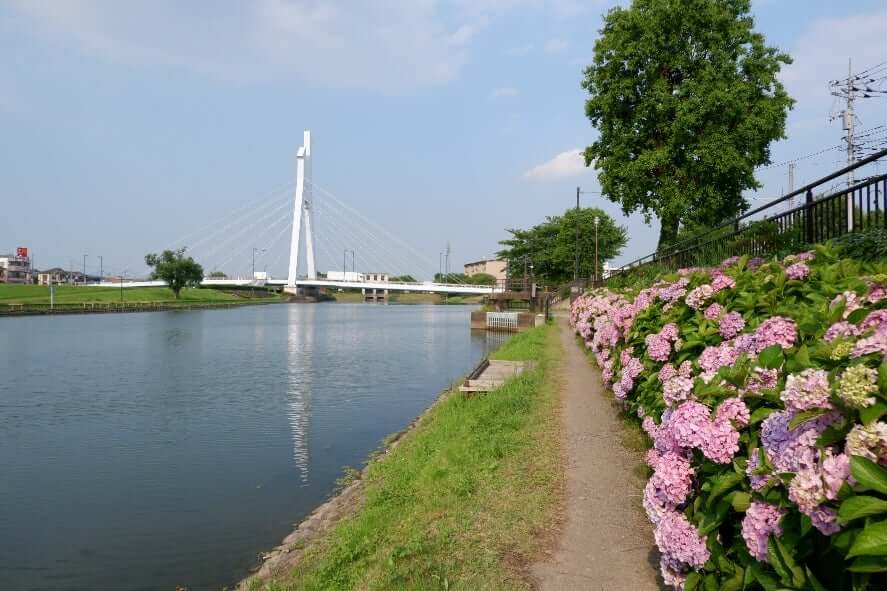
(532, 317, 662, 590)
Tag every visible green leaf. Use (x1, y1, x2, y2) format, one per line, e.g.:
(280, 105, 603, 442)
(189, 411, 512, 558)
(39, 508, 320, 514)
(767, 537, 793, 586)
(839, 496, 887, 525)
(732, 491, 752, 512)
(849, 555, 887, 572)
(759, 345, 784, 369)
(817, 420, 852, 448)
(859, 401, 887, 425)
(847, 520, 887, 558)
(774, 536, 806, 588)
(749, 561, 781, 591)
(702, 574, 718, 591)
(805, 566, 829, 591)
(879, 362, 887, 394)
(789, 408, 831, 430)
(751, 407, 777, 425)
(683, 571, 701, 591)
(793, 344, 812, 368)
(706, 472, 743, 508)
(851, 456, 887, 495)
(848, 308, 869, 324)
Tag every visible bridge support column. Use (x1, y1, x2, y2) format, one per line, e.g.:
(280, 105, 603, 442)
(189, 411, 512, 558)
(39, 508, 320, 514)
(287, 130, 317, 289)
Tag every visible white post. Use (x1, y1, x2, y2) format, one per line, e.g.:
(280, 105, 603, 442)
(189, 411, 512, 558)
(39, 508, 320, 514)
(287, 130, 315, 287)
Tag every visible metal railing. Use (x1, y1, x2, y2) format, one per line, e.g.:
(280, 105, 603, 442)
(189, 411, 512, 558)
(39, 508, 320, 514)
(606, 147, 887, 283)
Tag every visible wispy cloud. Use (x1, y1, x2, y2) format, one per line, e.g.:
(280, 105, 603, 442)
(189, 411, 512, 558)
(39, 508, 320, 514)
(544, 38, 568, 53)
(490, 86, 520, 99)
(522, 148, 591, 180)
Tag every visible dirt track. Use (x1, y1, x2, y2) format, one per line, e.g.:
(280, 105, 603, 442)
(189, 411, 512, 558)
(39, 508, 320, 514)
(531, 318, 663, 591)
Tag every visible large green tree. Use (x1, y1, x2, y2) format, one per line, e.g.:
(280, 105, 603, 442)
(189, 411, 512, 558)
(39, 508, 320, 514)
(497, 207, 627, 284)
(144, 248, 204, 299)
(582, 0, 794, 249)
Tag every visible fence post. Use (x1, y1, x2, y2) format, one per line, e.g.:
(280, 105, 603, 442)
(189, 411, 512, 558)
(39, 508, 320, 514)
(805, 189, 814, 244)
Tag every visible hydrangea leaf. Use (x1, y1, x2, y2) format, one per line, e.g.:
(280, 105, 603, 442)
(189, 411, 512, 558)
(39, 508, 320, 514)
(838, 495, 887, 525)
(846, 519, 887, 558)
(859, 401, 887, 425)
(850, 456, 887, 495)
(758, 345, 784, 369)
(848, 555, 887, 572)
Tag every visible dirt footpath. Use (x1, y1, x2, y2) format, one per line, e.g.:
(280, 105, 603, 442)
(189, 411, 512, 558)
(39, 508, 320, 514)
(531, 317, 662, 591)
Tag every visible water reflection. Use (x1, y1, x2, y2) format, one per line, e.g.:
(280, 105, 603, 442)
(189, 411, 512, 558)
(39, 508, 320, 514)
(287, 305, 313, 483)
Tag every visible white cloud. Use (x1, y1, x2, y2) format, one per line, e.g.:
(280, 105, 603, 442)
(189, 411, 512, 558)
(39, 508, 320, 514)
(4, 0, 508, 90)
(782, 11, 887, 123)
(521, 148, 592, 180)
(544, 38, 568, 53)
(490, 86, 520, 98)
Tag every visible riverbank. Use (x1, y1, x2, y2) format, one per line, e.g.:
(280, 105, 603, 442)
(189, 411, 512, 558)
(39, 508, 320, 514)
(0, 284, 287, 316)
(239, 323, 564, 591)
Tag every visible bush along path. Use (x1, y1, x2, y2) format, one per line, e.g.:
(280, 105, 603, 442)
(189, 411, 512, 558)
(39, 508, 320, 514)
(531, 317, 661, 590)
(570, 245, 887, 591)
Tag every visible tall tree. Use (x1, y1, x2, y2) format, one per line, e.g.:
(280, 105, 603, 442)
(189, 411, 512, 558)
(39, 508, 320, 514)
(582, 0, 794, 249)
(144, 248, 204, 299)
(497, 207, 627, 284)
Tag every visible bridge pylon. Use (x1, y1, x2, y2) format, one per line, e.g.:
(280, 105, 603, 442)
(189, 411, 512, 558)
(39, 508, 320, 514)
(287, 130, 317, 287)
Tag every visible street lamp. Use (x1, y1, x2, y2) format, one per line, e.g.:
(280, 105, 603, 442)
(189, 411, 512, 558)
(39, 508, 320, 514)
(82, 254, 88, 285)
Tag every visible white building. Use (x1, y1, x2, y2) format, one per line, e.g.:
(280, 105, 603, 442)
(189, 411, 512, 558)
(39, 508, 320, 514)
(326, 271, 365, 282)
(0, 251, 33, 284)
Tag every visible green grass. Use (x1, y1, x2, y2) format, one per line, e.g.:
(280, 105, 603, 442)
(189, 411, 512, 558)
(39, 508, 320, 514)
(0, 284, 247, 305)
(255, 324, 563, 591)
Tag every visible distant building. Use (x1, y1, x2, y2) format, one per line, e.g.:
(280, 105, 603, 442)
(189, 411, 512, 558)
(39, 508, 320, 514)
(463, 258, 507, 282)
(0, 250, 33, 284)
(327, 271, 365, 282)
(364, 272, 389, 282)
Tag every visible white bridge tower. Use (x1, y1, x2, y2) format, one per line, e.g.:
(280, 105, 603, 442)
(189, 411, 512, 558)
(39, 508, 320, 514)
(287, 130, 317, 287)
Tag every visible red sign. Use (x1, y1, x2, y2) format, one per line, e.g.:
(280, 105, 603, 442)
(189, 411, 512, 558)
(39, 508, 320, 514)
(16, 247, 28, 258)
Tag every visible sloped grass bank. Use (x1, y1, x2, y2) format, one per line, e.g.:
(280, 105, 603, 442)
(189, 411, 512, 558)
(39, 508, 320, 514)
(254, 324, 563, 591)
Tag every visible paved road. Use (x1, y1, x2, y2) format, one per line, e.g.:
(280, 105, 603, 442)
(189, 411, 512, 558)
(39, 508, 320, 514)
(532, 318, 663, 591)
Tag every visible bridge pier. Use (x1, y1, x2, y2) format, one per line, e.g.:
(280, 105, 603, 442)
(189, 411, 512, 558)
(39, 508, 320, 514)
(364, 288, 388, 304)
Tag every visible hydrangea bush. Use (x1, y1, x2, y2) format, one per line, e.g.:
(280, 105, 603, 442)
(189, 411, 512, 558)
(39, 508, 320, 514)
(570, 246, 887, 590)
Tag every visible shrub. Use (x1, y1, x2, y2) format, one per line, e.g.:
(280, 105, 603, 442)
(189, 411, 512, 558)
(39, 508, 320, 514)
(571, 245, 887, 590)
(835, 228, 887, 262)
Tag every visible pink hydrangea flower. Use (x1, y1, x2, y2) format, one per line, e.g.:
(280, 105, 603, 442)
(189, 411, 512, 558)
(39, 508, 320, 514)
(711, 272, 736, 292)
(861, 310, 887, 333)
(719, 312, 745, 339)
(704, 303, 723, 321)
(824, 321, 861, 342)
(646, 334, 672, 362)
(788, 466, 825, 513)
(785, 262, 810, 280)
(852, 331, 887, 359)
(659, 363, 678, 383)
(753, 316, 797, 352)
(761, 410, 837, 474)
(742, 501, 785, 561)
(663, 376, 694, 407)
(822, 451, 850, 500)
(686, 284, 714, 309)
(699, 342, 740, 382)
(700, 418, 740, 464)
(780, 369, 832, 411)
(809, 506, 840, 536)
(648, 451, 695, 507)
(745, 367, 779, 394)
(716, 397, 750, 427)
(746, 450, 770, 490)
(654, 511, 710, 569)
(831, 291, 863, 320)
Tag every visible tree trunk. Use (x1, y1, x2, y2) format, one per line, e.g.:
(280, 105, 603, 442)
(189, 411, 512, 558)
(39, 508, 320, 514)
(657, 212, 680, 252)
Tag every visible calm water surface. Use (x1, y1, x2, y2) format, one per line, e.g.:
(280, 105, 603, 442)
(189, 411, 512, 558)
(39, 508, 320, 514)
(0, 303, 506, 591)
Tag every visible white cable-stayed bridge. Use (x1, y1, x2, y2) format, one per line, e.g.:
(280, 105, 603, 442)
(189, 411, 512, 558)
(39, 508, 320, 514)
(105, 131, 498, 296)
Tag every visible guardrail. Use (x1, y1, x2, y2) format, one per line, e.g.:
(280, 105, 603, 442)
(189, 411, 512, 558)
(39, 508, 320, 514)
(605, 147, 887, 284)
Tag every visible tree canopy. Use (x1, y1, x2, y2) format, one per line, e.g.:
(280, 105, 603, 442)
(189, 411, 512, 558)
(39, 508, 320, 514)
(144, 248, 204, 299)
(496, 207, 627, 284)
(582, 0, 794, 249)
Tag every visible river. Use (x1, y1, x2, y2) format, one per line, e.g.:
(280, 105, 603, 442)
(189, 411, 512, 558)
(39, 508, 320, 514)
(0, 303, 505, 591)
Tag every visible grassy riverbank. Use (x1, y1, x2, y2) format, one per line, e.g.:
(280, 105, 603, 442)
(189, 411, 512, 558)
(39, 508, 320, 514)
(254, 323, 563, 591)
(0, 284, 286, 308)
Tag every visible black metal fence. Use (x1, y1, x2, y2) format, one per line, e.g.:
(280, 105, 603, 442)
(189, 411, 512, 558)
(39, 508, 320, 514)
(605, 147, 887, 284)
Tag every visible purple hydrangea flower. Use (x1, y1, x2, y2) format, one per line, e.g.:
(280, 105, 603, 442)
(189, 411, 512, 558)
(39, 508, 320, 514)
(686, 284, 714, 310)
(742, 502, 785, 561)
(711, 272, 736, 292)
(704, 303, 723, 321)
(809, 506, 840, 536)
(824, 321, 861, 342)
(746, 450, 770, 490)
(861, 310, 887, 333)
(654, 511, 710, 569)
(745, 367, 779, 395)
(785, 262, 810, 280)
(719, 312, 745, 339)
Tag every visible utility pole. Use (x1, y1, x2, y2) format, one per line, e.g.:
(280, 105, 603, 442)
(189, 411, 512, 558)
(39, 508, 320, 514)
(787, 162, 796, 209)
(82, 254, 88, 285)
(836, 58, 857, 231)
(98, 255, 103, 283)
(574, 187, 580, 281)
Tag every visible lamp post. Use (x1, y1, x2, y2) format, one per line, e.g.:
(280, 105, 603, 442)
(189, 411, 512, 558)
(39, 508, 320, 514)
(594, 216, 600, 283)
(120, 270, 126, 306)
(98, 255, 103, 283)
(82, 254, 88, 285)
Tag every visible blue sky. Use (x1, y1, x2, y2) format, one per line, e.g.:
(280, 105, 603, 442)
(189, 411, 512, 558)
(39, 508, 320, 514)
(2, 0, 886, 279)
